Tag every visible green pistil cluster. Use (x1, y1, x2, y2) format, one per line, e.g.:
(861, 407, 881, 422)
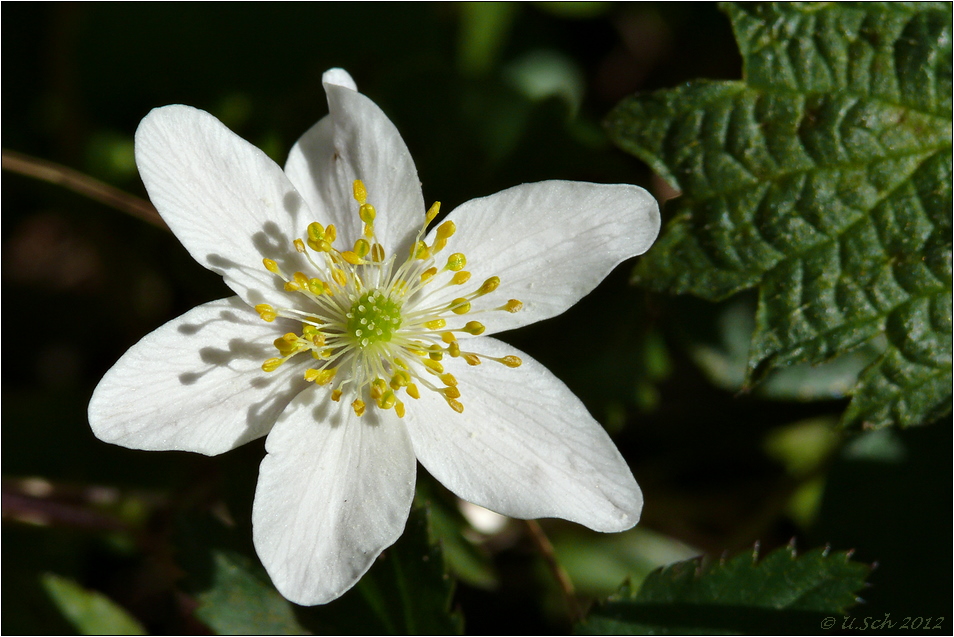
(346, 290, 403, 349)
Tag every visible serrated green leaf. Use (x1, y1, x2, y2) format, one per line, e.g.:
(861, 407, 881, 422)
(608, 2, 952, 429)
(40, 573, 146, 636)
(578, 545, 871, 635)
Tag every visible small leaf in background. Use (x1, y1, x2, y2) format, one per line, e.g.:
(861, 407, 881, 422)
(579, 544, 871, 635)
(41, 573, 146, 636)
(174, 512, 307, 635)
(607, 2, 952, 429)
(417, 479, 499, 590)
(550, 525, 699, 599)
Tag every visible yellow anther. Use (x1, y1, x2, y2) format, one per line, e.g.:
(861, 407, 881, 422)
(332, 268, 347, 286)
(443, 386, 461, 400)
(284, 281, 300, 292)
(354, 238, 371, 258)
(463, 354, 481, 366)
(394, 357, 409, 370)
(439, 373, 458, 387)
(263, 258, 280, 274)
(463, 321, 485, 335)
(395, 401, 406, 418)
(441, 332, 457, 344)
(341, 251, 363, 265)
(331, 389, 343, 402)
(407, 383, 421, 399)
(502, 299, 523, 313)
(422, 358, 444, 374)
(274, 333, 299, 355)
(448, 342, 461, 357)
(479, 276, 500, 295)
(500, 355, 522, 368)
(412, 241, 431, 260)
(325, 225, 337, 243)
(305, 368, 337, 384)
(446, 253, 466, 271)
(420, 267, 438, 282)
(428, 345, 443, 361)
(293, 272, 308, 286)
(255, 304, 277, 322)
(262, 358, 284, 372)
(447, 398, 464, 413)
(353, 180, 368, 204)
(370, 378, 387, 400)
(352, 399, 366, 417)
(425, 201, 441, 224)
(371, 243, 385, 262)
(436, 220, 456, 241)
(359, 203, 376, 224)
(424, 318, 446, 330)
(307, 222, 325, 242)
(450, 298, 471, 315)
(378, 390, 397, 410)
(308, 238, 328, 252)
(432, 238, 448, 254)
(390, 370, 411, 389)
(294, 238, 306, 253)
(451, 271, 472, 285)
(308, 279, 326, 295)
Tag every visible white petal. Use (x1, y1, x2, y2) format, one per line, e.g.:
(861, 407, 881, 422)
(88, 297, 309, 455)
(284, 72, 425, 259)
(135, 105, 313, 309)
(322, 67, 357, 91)
(253, 388, 417, 606)
(405, 337, 642, 532)
(429, 181, 660, 335)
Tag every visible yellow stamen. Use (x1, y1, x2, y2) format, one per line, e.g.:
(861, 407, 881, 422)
(451, 271, 471, 285)
(353, 180, 368, 204)
(255, 304, 277, 322)
(262, 358, 284, 372)
(425, 201, 441, 224)
(450, 298, 471, 314)
(479, 276, 500, 295)
(463, 321, 485, 335)
(446, 253, 466, 271)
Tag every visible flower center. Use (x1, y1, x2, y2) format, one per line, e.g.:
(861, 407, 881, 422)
(253, 179, 524, 419)
(347, 290, 402, 348)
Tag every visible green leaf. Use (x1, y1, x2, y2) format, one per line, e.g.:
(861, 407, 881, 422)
(40, 573, 146, 636)
(607, 2, 952, 429)
(579, 544, 871, 635)
(174, 513, 307, 635)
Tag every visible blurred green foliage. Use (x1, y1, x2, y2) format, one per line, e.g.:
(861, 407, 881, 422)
(3, 3, 949, 634)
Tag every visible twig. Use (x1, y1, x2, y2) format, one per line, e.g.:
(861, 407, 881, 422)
(523, 519, 584, 624)
(2, 148, 167, 231)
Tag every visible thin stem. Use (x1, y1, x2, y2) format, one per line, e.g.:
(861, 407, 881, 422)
(2, 148, 167, 230)
(523, 518, 584, 624)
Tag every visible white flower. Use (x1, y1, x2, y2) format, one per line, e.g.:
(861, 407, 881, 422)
(88, 68, 660, 606)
